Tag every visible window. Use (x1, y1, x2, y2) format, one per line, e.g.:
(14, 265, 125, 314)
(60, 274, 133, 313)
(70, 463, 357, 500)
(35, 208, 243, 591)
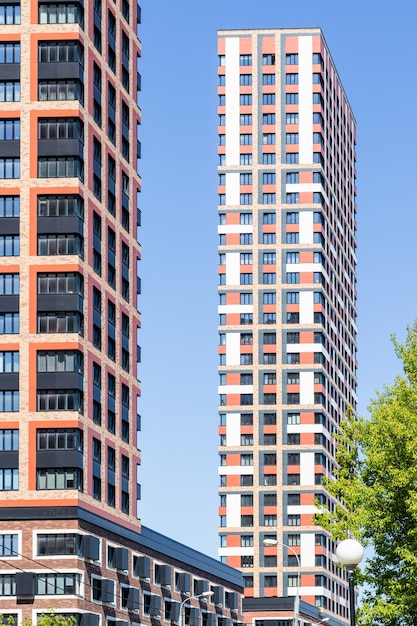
(37, 533, 81, 556)
(263, 173, 275, 185)
(240, 172, 252, 185)
(240, 292, 253, 304)
(286, 133, 299, 144)
(241, 434, 253, 446)
(263, 113, 275, 125)
(240, 212, 252, 224)
(287, 353, 300, 364)
(240, 153, 252, 165)
(263, 233, 276, 244)
(0, 469, 18, 490)
(287, 412, 300, 425)
(263, 413, 276, 425)
(241, 535, 254, 547)
(241, 514, 253, 526)
(240, 134, 252, 145)
(287, 333, 300, 346)
(38, 80, 83, 102)
(263, 212, 276, 224)
(0, 391, 18, 412)
(287, 515, 301, 526)
(262, 74, 275, 85)
(286, 232, 299, 244)
(263, 54, 275, 65)
(240, 94, 252, 105)
(240, 114, 252, 126)
(240, 193, 252, 205)
(241, 373, 253, 385)
(263, 333, 276, 345)
(241, 413, 253, 425)
(286, 73, 298, 84)
(0, 79, 19, 102)
(240, 233, 252, 245)
(286, 113, 299, 124)
(262, 133, 275, 145)
(287, 374, 300, 390)
(0, 5, 20, 24)
(264, 515, 277, 527)
(241, 494, 253, 506)
(37, 351, 81, 373)
(286, 252, 299, 264)
(240, 74, 252, 86)
(37, 390, 82, 412)
(286, 273, 299, 284)
(263, 193, 276, 204)
(0, 533, 18, 556)
(263, 372, 276, 385)
(263, 93, 275, 105)
(38, 234, 83, 257)
(286, 291, 299, 304)
(0, 159, 19, 179)
(37, 573, 80, 595)
(240, 55, 252, 66)
(286, 53, 298, 64)
(286, 93, 298, 104)
(263, 273, 276, 284)
(263, 252, 276, 264)
(38, 157, 83, 179)
(286, 153, 299, 164)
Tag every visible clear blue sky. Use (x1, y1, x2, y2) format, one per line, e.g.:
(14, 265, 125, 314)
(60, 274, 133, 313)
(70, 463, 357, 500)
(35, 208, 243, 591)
(137, 0, 417, 558)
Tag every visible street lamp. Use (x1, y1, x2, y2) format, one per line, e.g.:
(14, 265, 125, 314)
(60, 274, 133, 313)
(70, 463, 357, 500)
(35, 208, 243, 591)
(263, 538, 300, 626)
(335, 539, 364, 626)
(179, 590, 214, 626)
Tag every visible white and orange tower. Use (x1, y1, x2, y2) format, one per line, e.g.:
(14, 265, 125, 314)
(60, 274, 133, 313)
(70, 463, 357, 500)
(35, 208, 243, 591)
(217, 28, 357, 623)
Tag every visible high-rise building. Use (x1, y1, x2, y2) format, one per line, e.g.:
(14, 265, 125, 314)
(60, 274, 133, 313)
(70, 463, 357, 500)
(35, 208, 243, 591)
(217, 28, 357, 623)
(0, 4, 245, 625)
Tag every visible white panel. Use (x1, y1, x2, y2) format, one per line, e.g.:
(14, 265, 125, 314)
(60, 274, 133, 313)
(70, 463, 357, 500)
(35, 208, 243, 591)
(218, 224, 253, 234)
(226, 493, 241, 527)
(225, 411, 240, 446)
(219, 547, 254, 557)
(287, 505, 316, 515)
(226, 333, 240, 366)
(225, 37, 240, 166)
(287, 343, 327, 354)
(300, 533, 316, 567)
(287, 423, 331, 437)
(225, 251, 240, 284)
(300, 451, 314, 485)
(220, 466, 253, 475)
(300, 370, 314, 404)
(226, 172, 240, 205)
(299, 290, 314, 324)
(221, 385, 253, 394)
(286, 183, 322, 193)
(298, 36, 313, 164)
(219, 304, 253, 314)
(299, 210, 313, 244)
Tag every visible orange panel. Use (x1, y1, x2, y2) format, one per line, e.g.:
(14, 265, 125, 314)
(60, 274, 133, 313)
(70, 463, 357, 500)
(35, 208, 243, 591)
(228, 293, 240, 305)
(227, 233, 240, 245)
(300, 352, 313, 365)
(239, 37, 252, 54)
(218, 38, 225, 55)
(227, 474, 241, 487)
(262, 36, 275, 53)
(228, 535, 240, 547)
(285, 37, 299, 53)
(299, 171, 312, 184)
(227, 314, 240, 325)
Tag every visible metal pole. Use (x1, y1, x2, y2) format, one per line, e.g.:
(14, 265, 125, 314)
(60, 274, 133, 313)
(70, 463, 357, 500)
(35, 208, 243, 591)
(348, 568, 355, 626)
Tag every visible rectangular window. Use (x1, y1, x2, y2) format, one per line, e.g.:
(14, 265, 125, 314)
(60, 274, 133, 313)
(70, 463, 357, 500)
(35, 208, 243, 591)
(263, 93, 275, 105)
(262, 74, 275, 85)
(240, 94, 252, 106)
(239, 74, 252, 86)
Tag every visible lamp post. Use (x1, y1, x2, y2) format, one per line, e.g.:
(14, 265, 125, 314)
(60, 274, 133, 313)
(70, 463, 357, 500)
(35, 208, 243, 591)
(179, 590, 214, 626)
(335, 539, 364, 626)
(263, 538, 300, 626)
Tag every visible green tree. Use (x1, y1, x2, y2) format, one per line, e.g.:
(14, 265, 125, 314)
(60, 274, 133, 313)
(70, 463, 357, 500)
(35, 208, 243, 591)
(0, 613, 78, 626)
(315, 322, 417, 626)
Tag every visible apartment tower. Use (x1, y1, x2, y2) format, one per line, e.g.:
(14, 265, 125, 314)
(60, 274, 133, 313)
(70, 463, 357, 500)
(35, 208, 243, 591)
(217, 28, 357, 623)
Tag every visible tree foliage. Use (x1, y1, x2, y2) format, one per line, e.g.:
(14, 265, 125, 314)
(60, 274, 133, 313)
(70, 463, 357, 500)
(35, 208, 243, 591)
(0, 613, 77, 626)
(315, 322, 417, 626)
